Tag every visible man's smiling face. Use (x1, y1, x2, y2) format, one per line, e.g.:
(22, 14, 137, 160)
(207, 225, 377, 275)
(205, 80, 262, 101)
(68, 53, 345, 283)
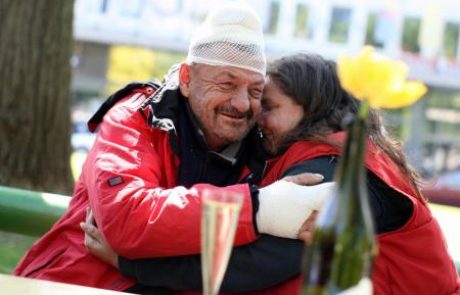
(180, 63, 265, 150)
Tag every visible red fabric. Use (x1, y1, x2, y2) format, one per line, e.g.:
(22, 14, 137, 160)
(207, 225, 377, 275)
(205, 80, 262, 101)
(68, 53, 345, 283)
(14, 87, 258, 291)
(245, 135, 459, 295)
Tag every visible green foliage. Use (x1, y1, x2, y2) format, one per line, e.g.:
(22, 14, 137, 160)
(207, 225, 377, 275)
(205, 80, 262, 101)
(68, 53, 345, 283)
(0, 232, 36, 274)
(105, 46, 186, 96)
(150, 50, 186, 81)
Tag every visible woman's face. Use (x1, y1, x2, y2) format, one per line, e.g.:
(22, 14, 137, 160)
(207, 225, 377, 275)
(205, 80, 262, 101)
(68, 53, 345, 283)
(258, 79, 304, 156)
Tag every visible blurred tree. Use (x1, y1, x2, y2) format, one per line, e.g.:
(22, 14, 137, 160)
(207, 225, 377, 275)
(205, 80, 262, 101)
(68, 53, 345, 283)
(105, 46, 157, 95)
(105, 46, 185, 95)
(0, 1, 74, 193)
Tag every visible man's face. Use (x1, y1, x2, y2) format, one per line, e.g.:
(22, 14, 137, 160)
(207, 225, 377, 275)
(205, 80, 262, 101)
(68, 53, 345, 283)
(180, 63, 265, 150)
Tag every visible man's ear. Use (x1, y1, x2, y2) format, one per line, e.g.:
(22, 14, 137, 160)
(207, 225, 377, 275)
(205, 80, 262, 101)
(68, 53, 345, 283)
(179, 63, 191, 98)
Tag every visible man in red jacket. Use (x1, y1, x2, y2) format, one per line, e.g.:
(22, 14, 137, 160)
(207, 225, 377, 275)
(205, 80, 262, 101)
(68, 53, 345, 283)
(14, 2, 333, 294)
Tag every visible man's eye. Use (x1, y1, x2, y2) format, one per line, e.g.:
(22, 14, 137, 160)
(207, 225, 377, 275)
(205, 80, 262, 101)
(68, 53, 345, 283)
(219, 82, 234, 89)
(262, 103, 272, 111)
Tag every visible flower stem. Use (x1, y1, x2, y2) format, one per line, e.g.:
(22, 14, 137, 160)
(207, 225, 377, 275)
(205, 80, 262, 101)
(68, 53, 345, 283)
(358, 99, 370, 121)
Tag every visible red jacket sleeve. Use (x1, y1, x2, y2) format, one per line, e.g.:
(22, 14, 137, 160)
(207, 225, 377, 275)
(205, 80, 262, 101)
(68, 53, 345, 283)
(84, 95, 258, 259)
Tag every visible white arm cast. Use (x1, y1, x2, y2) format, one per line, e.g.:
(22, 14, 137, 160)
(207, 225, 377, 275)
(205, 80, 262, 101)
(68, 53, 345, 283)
(257, 181, 335, 239)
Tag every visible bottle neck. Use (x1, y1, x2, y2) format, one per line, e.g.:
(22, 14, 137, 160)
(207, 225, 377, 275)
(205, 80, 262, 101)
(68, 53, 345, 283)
(336, 113, 368, 190)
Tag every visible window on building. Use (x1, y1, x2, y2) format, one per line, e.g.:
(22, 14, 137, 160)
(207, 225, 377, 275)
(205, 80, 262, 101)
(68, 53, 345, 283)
(365, 12, 384, 48)
(423, 88, 460, 173)
(329, 7, 352, 44)
(100, 0, 109, 13)
(118, 0, 143, 18)
(266, 1, 280, 35)
(294, 3, 312, 39)
(443, 22, 459, 59)
(365, 13, 378, 46)
(401, 17, 421, 53)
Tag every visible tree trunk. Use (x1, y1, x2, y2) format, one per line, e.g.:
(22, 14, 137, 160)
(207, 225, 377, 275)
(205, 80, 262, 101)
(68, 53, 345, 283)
(0, 0, 74, 194)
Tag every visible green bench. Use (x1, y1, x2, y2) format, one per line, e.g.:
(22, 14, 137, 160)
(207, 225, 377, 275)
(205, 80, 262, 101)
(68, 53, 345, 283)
(0, 186, 69, 237)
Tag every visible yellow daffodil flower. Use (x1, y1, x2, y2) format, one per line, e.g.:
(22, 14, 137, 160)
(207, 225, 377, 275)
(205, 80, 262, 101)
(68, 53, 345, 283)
(337, 46, 427, 109)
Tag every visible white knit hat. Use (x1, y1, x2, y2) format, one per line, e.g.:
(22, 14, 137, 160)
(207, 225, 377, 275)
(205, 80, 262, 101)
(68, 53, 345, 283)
(185, 1, 266, 76)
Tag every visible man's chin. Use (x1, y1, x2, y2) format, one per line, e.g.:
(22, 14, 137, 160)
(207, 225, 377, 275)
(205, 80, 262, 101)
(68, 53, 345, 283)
(218, 122, 253, 139)
(213, 129, 249, 145)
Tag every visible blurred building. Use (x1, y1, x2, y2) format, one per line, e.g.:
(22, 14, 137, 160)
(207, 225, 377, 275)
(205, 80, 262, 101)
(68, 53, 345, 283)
(72, 0, 460, 175)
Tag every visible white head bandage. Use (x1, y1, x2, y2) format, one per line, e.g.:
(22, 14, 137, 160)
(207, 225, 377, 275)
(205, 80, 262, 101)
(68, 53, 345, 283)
(185, 1, 266, 76)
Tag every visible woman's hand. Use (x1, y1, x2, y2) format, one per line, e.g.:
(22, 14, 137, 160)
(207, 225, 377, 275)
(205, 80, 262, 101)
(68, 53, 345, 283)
(282, 172, 324, 186)
(80, 208, 119, 268)
(297, 210, 318, 243)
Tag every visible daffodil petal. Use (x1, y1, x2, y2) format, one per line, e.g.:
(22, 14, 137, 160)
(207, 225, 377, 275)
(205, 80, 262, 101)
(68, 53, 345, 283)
(337, 56, 364, 99)
(336, 46, 427, 110)
(389, 61, 409, 85)
(379, 82, 427, 109)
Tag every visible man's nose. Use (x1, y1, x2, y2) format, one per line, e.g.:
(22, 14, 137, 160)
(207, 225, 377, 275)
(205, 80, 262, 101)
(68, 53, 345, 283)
(230, 89, 250, 113)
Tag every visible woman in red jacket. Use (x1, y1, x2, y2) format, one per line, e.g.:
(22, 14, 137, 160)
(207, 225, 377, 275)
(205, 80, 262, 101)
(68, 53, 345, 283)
(84, 53, 460, 295)
(256, 54, 460, 295)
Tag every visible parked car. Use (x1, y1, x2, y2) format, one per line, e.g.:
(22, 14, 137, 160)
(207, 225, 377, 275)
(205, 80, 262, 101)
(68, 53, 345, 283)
(422, 169, 460, 207)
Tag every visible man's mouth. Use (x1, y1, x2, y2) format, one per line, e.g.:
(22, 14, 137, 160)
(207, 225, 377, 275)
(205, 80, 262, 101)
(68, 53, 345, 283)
(216, 105, 252, 122)
(219, 111, 248, 122)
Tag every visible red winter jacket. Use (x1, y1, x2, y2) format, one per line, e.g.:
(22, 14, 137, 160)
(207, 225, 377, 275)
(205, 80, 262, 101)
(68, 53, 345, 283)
(244, 135, 460, 295)
(14, 85, 259, 291)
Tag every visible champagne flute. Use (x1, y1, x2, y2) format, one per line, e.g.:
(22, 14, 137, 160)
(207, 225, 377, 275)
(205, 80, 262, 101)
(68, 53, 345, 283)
(201, 189, 243, 295)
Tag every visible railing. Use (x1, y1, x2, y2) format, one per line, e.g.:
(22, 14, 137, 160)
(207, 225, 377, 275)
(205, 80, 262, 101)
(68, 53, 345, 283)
(0, 186, 70, 236)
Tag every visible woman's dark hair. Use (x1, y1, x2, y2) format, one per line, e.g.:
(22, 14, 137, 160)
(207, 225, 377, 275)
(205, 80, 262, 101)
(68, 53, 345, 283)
(267, 53, 424, 199)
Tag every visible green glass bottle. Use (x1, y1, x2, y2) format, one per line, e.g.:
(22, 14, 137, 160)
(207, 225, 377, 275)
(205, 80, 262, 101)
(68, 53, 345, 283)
(301, 108, 378, 294)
